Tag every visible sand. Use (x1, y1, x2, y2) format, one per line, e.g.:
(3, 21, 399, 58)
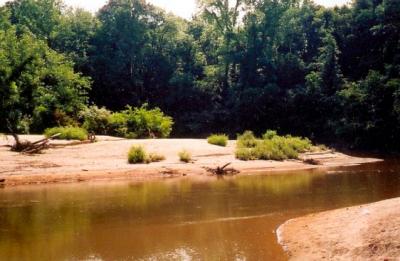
(278, 197, 400, 260)
(0, 135, 381, 186)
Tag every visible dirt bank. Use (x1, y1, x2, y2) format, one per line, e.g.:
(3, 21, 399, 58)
(278, 197, 400, 260)
(0, 135, 381, 186)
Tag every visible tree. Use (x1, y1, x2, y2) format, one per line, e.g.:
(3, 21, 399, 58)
(0, 25, 90, 148)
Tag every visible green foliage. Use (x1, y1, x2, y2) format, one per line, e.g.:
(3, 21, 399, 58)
(80, 105, 111, 135)
(78, 104, 174, 139)
(128, 146, 148, 164)
(1, 0, 400, 150)
(0, 23, 90, 136)
(123, 105, 174, 139)
(207, 134, 228, 147)
(127, 145, 166, 164)
(107, 112, 129, 137)
(237, 131, 258, 148)
(179, 150, 192, 163)
(236, 131, 313, 161)
(235, 147, 257, 161)
(263, 130, 278, 140)
(44, 126, 88, 141)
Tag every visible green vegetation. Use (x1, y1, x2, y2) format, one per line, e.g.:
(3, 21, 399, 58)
(44, 127, 88, 141)
(148, 153, 166, 163)
(128, 146, 148, 164)
(179, 150, 192, 163)
(236, 131, 312, 161)
(80, 106, 111, 135)
(1, 0, 399, 151)
(80, 104, 174, 139)
(237, 131, 258, 148)
(207, 134, 228, 147)
(127, 146, 166, 164)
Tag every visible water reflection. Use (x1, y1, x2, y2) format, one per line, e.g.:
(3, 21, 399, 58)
(0, 162, 399, 260)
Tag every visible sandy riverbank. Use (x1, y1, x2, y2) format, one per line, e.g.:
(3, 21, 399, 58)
(0, 135, 381, 186)
(278, 197, 400, 260)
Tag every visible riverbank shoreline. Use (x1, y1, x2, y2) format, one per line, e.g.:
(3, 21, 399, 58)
(277, 197, 400, 260)
(0, 135, 382, 187)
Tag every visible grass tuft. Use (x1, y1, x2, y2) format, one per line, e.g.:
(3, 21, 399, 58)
(44, 126, 88, 141)
(207, 134, 228, 147)
(148, 153, 166, 162)
(179, 150, 192, 163)
(128, 146, 148, 164)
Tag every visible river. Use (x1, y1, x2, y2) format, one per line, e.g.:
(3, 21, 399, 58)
(0, 160, 399, 260)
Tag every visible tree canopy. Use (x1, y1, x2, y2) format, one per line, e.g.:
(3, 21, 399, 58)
(1, 0, 399, 150)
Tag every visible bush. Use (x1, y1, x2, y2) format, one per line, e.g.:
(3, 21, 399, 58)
(235, 147, 258, 161)
(207, 134, 228, 147)
(237, 131, 258, 148)
(78, 104, 174, 139)
(235, 130, 313, 161)
(263, 130, 278, 140)
(128, 146, 147, 164)
(107, 112, 129, 137)
(80, 106, 111, 135)
(179, 150, 192, 163)
(284, 135, 312, 153)
(127, 146, 166, 164)
(124, 104, 174, 139)
(44, 126, 88, 141)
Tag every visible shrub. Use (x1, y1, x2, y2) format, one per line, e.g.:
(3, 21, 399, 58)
(237, 131, 258, 148)
(44, 126, 88, 141)
(284, 136, 312, 153)
(263, 130, 278, 140)
(270, 137, 298, 160)
(235, 147, 258, 161)
(107, 112, 129, 137)
(78, 104, 174, 139)
(179, 150, 192, 163)
(207, 134, 228, 147)
(128, 146, 148, 164)
(80, 105, 111, 135)
(235, 130, 313, 161)
(124, 104, 174, 139)
(128, 146, 166, 164)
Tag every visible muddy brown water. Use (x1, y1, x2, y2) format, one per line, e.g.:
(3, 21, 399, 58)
(0, 160, 400, 261)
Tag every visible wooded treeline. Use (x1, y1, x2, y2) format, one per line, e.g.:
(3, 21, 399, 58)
(1, 0, 399, 149)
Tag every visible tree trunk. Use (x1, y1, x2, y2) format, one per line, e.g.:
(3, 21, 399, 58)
(6, 119, 22, 149)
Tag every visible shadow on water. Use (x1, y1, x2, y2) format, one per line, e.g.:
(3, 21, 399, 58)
(0, 160, 399, 260)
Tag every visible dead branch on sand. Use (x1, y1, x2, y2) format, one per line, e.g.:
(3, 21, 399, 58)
(19, 133, 62, 154)
(203, 163, 240, 176)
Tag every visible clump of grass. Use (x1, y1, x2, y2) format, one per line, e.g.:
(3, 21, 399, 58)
(179, 150, 192, 163)
(44, 126, 88, 141)
(148, 153, 166, 162)
(128, 146, 165, 164)
(235, 130, 313, 161)
(207, 134, 228, 147)
(128, 146, 148, 164)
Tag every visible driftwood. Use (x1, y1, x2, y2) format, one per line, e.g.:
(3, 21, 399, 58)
(204, 163, 240, 176)
(20, 133, 61, 154)
(302, 158, 322, 165)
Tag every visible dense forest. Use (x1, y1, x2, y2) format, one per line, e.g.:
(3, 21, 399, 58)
(1, 0, 399, 150)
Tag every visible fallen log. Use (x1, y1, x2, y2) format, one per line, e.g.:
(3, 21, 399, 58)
(21, 133, 61, 154)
